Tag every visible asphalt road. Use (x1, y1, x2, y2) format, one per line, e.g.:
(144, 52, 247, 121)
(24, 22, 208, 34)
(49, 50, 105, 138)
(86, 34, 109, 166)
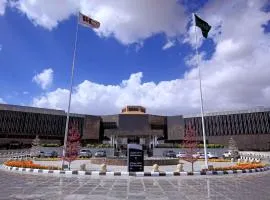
(0, 166, 270, 200)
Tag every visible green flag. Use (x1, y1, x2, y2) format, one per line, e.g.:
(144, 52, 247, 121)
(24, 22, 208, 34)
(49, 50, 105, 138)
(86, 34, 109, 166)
(195, 14, 211, 38)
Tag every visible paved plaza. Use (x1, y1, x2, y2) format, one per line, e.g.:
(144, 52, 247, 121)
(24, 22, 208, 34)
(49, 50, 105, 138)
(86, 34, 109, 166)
(0, 167, 270, 200)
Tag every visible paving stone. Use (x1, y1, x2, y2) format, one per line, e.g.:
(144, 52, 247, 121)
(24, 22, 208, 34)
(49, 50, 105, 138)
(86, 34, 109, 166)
(1, 165, 270, 200)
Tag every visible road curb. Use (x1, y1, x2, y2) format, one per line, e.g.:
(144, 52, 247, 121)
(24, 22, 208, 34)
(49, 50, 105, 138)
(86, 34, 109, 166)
(1, 164, 270, 177)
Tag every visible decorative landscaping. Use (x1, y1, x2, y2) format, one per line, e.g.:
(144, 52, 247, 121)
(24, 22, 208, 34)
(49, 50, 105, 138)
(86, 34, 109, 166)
(204, 163, 266, 171)
(4, 160, 60, 170)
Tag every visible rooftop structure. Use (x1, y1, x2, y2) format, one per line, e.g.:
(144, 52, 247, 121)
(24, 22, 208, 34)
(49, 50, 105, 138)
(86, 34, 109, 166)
(121, 106, 146, 114)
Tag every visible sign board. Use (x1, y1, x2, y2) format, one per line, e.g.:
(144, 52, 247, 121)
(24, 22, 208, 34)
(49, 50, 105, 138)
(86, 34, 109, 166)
(127, 144, 144, 172)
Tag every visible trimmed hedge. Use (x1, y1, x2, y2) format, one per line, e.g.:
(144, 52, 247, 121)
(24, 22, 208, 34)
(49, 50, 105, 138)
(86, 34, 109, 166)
(156, 143, 224, 148)
(41, 144, 61, 147)
(85, 144, 112, 148)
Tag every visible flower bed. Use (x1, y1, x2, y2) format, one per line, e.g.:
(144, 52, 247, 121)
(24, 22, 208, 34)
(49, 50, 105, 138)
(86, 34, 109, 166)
(205, 163, 266, 171)
(4, 160, 60, 170)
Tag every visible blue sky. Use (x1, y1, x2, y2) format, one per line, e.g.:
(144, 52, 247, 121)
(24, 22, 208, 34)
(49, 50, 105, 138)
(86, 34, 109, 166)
(0, 0, 269, 115)
(0, 4, 191, 103)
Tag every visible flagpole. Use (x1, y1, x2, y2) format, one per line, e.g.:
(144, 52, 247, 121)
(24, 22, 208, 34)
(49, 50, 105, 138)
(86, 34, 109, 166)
(61, 14, 79, 169)
(193, 13, 208, 169)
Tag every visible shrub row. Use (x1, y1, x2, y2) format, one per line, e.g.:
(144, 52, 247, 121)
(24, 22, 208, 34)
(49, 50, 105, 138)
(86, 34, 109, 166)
(41, 144, 61, 147)
(156, 143, 224, 148)
(85, 144, 112, 148)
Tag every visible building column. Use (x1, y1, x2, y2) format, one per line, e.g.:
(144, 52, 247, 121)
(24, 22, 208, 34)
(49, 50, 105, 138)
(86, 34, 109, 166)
(111, 135, 113, 147)
(114, 136, 118, 149)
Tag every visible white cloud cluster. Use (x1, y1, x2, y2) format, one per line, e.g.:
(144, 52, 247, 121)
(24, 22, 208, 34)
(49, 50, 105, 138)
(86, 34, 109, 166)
(32, 0, 270, 115)
(32, 72, 200, 115)
(32, 68, 54, 90)
(11, 0, 79, 30)
(0, 0, 6, 15)
(184, 0, 270, 111)
(10, 0, 187, 45)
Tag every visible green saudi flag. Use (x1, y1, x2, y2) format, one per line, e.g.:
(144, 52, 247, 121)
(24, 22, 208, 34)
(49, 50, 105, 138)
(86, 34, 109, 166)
(195, 14, 211, 38)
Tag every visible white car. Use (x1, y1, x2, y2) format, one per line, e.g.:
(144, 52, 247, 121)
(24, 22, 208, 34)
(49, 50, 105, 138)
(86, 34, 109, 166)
(207, 152, 219, 159)
(223, 151, 240, 159)
(222, 151, 232, 158)
(176, 152, 187, 158)
(193, 152, 205, 159)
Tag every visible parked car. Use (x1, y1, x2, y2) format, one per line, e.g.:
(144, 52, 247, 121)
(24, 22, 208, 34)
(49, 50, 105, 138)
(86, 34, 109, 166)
(94, 150, 106, 157)
(43, 150, 58, 158)
(79, 149, 92, 158)
(193, 152, 205, 159)
(163, 150, 176, 158)
(37, 151, 45, 158)
(222, 151, 240, 159)
(222, 151, 231, 158)
(176, 152, 187, 158)
(207, 152, 219, 159)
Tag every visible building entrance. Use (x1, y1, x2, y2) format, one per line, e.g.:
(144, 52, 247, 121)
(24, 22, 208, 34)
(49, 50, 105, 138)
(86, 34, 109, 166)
(127, 136, 140, 144)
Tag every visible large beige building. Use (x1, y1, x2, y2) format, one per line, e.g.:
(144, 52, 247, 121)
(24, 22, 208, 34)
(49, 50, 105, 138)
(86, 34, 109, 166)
(0, 103, 270, 151)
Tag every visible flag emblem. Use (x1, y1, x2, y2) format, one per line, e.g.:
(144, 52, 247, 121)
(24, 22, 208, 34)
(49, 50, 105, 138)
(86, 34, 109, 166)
(195, 14, 211, 38)
(79, 12, 100, 29)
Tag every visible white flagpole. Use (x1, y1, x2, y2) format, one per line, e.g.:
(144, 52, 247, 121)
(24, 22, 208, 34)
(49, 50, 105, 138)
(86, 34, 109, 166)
(193, 13, 208, 169)
(61, 14, 80, 169)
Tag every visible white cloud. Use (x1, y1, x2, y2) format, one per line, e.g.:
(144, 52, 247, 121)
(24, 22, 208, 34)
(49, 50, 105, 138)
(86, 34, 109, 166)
(11, 0, 79, 30)
(0, 98, 6, 104)
(23, 91, 29, 95)
(162, 40, 175, 50)
(32, 0, 270, 115)
(32, 72, 200, 115)
(11, 0, 187, 45)
(0, 44, 2, 51)
(32, 68, 53, 90)
(0, 0, 7, 15)
(183, 0, 270, 111)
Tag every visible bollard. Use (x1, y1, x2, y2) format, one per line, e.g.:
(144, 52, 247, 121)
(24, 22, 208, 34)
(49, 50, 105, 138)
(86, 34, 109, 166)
(152, 164, 160, 172)
(175, 163, 184, 172)
(80, 164, 86, 171)
(100, 163, 107, 173)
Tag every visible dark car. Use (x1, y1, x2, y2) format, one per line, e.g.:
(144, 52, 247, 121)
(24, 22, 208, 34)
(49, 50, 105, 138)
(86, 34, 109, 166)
(94, 150, 106, 157)
(163, 150, 176, 158)
(43, 150, 58, 158)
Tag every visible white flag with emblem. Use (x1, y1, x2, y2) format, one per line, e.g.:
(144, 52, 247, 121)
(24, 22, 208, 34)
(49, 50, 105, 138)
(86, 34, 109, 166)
(79, 12, 100, 29)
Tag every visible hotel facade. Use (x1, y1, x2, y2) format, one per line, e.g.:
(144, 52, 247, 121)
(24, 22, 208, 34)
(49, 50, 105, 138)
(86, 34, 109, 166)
(0, 104, 269, 151)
